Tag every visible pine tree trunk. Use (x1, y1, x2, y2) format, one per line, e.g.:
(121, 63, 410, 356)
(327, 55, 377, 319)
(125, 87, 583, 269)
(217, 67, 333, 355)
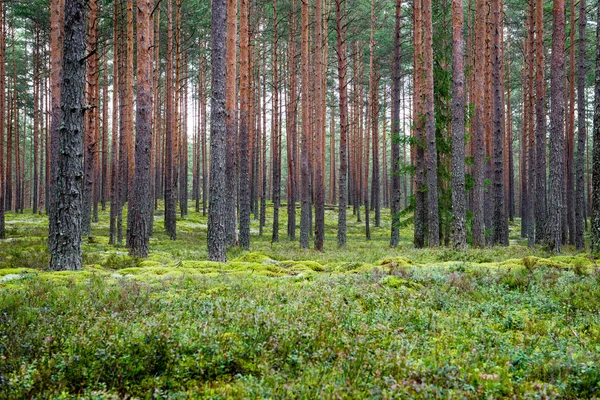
(413, 0, 426, 248)
(390, 0, 402, 248)
(129, 0, 153, 257)
(225, 0, 238, 246)
(534, 0, 547, 244)
(272, 0, 281, 243)
(491, 0, 508, 245)
(239, 0, 251, 250)
(109, 0, 120, 245)
(207, 0, 228, 262)
(49, 0, 86, 271)
(287, 0, 298, 241)
(33, 27, 40, 215)
(300, 0, 311, 249)
(335, 0, 348, 247)
(48, 0, 64, 249)
(451, 0, 467, 249)
(423, 0, 439, 246)
(314, 0, 325, 251)
(0, 0, 5, 238)
(164, 0, 177, 240)
(101, 48, 109, 211)
(548, 0, 566, 253)
(591, 0, 600, 254)
(574, 0, 586, 250)
(566, 0, 576, 244)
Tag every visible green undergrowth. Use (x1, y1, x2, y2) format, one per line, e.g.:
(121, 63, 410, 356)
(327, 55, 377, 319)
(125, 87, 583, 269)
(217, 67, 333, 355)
(1, 203, 600, 398)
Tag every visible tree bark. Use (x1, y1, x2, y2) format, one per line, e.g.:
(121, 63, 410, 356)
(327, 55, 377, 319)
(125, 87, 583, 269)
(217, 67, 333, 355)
(534, 0, 547, 243)
(207, 0, 228, 262)
(314, 0, 325, 251)
(390, 0, 402, 248)
(225, 0, 238, 246)
(49, 0, 86, 271)
(413, 0, 426, 248)
(574, 0, 586, 250)
(451, 0, 466, 249)
(491, 0, 508, 245)
(591, 0, 600, 254)
(272, 0, 282, 243)
(164, 0, 177, 240)
(238, 0, 251, 250)
(335, 0, 348, 247)
(300, 0, 311, 249)
(287, 0, 298, 241)
(129, 0, 153, 257)
(548, 0, 566, 253)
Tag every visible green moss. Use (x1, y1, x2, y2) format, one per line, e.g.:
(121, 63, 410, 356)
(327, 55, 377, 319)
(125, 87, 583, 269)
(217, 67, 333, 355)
(380, 275, 422, 290)
(234, 252, 275, 263)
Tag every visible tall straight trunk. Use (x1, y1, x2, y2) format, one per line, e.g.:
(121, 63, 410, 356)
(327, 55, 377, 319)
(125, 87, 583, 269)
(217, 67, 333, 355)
(272, 0, 282, 243)
(101, 48, 109, 211)
(109, 0, 120, 245)
(591, 0, 600, 254)
(566, 0, 576, 244)
(335, 0, 348, 247)
(390, 0, 402, 248)
(0, 0, 5, 238)
(423, 0, 439, 246)
(314, 0, 325, 251)
(225, 0, 238, 246)
(201, 51, 208, 217)
(48, 0, 65, 249)
(33, 27, 40, 215)
(82, 0, 98, 237)
(369, 0, 380, 229)
(207, 0, 228, 262)
(548, 0, 566, 253)
(153, 10, 162, 212)
(124, 0, 135, 241)
(179, 54, 188, 217)
(287, 0, 298, 241)
(534, 0, 547, 243)
(491, 0, 508, 245)
(129, 0, 153, 257)
(413, 0, 426, 248)
(164, 0, 177, 239)
(574, 0, 586, 250)
(526, 0, 536, 245)
(520, 15, 530, 238)
(49, 0, 86, 271)
(299, 0, 311, 249)
(238, 0, 251, 249)
(506, 46, 515, 222)
(451, 0, 467, 249)
(330, 103, 336, 205)
(381, 88, 388, 208)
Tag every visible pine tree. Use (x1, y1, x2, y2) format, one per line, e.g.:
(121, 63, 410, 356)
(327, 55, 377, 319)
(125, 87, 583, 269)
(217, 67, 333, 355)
(49, 0, 86, 271)
(451, 0, 466, 249)
(390, 0, 402, 248)
(548, 0, 566, 253)
(207, 0, 228, 262)
(574, 0, 586, 250)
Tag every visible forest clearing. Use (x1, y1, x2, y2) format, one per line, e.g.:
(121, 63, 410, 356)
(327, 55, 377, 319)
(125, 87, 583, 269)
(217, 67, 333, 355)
(1, 0, 600, 396)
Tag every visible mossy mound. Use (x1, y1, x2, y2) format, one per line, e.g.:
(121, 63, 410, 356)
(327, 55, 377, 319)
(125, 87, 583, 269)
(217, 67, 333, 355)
(380, 275, 422, 290)
(377, 256, 416, 267)
(233, 252, 276, 264)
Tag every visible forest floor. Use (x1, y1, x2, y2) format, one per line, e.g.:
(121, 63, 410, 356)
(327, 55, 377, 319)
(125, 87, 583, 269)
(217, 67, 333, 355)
(1, 204, 600, 398)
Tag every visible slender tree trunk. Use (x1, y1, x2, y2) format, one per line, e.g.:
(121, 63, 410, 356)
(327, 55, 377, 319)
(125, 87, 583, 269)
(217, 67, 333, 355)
(239, 0, 251, 249)
(33, 27, 40, 215)
(109, 0, 120, 244)
(335, 0, 348, 247)
(272, 0, 282, 243)
(207, 0, 228, 262)
(225, 0, 238, 246)
(566, 0, 576, 244)
(124, 0, 135, 242)
(314, 0, 325, 251)
(48, 0, 65, 250)
(591, 0, 600, 254)
(164, 0, 177, 239)
(49, 0, 86, 271)
(287, 0, 298, 241)
(526, 0, 536, 246)
(390, 0, 402, 248)
(414, 0, 426, 248)
(491, 0, 508, 245)
(0, 0, 5, 238)
(101, 47, 109, 211)
(548, 0, 566, 253)
(574, 0, 586, 250)
(423, 0, 439, 246)
(534, 0, 547, 243)
(300, 0, 311, 249)
(129, 0, 153, 257)
(451, 0, 467, 249)
(82, 0, 98, 237)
